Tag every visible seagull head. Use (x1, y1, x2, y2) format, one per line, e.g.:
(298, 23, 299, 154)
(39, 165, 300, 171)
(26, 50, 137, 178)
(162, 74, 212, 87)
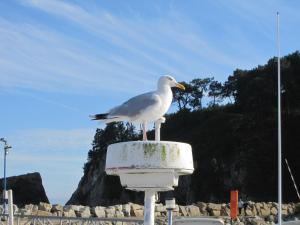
(158, 75, 185, 90)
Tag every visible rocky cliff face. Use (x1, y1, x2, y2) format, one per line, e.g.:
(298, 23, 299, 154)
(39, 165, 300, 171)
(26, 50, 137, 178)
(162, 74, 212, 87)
(67, 150, 144, 206)
(0, 172, 49, 206)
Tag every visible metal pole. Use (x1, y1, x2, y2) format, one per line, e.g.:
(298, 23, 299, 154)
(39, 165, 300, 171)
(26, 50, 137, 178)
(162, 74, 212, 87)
(167, 209, 173, 225)
(144, 190, 155, 225)
(3, 149, 7, 216)
(276, 11, 282, 225)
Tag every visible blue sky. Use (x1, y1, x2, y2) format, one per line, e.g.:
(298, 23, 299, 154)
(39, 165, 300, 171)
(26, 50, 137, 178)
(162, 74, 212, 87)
(0, 0, 299, 204)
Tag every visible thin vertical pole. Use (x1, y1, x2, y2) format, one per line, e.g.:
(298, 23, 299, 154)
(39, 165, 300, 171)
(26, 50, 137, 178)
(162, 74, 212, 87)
(167, 210, 172, 225)
(276, 11, 282, 225)
(3, 149, 7, 216)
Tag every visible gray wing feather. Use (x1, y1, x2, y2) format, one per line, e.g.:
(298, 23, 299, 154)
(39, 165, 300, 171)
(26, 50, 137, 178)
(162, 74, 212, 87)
(109, 92, 159, 117)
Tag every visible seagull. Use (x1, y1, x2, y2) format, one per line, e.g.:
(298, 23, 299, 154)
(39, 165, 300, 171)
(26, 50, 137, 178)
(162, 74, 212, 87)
(90, 75, 185, 140)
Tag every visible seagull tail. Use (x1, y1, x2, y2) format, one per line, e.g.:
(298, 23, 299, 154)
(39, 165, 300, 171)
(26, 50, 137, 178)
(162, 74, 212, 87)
(89, 113, 108, 120)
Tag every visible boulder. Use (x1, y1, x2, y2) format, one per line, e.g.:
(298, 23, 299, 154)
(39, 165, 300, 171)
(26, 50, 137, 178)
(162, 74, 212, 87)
(155, 204, 166, 213)
(63, 209, 76, 217)
(207, 203, 221, 211)
(76, 206, 90, 218)
(92, 206, 106, 218)
(105, 207, 115, 218)
(131, 209, 143, 217)
(187, 205, 201, 217)
(25, 204, 38, 213)
(33, 210, 53, 216)
(179, 206, 188, 216)
(51, 204, 63, 212)
(115, 210, 124, 218)
(270, 207, 277, 215)
(260, 208, 270, 217)
(39, 202, 52, 212)
(122, 204, 131, 217)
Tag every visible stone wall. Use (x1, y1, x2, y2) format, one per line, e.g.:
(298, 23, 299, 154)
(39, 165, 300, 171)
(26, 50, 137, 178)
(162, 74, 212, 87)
(5, 202, 300, 225)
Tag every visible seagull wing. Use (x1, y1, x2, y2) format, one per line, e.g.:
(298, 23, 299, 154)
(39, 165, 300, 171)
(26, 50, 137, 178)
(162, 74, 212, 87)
(108, 91, 160, 119)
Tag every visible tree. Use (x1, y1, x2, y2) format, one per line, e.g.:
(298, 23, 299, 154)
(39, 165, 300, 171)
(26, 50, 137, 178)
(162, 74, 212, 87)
(208, 79, 223, 107)
(172, 77, 213, 111)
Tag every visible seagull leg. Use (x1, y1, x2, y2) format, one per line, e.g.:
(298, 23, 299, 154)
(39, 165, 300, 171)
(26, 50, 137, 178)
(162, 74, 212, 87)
(142, 122, 147, 141)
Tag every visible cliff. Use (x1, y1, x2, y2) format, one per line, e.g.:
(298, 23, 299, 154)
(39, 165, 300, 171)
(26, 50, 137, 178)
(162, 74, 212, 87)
(0, 172, 49, 206)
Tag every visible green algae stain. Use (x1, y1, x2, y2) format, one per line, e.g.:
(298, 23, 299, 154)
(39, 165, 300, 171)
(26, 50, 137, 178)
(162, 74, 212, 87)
(161, 145, 167, 161)
(143, 143, 159, 157)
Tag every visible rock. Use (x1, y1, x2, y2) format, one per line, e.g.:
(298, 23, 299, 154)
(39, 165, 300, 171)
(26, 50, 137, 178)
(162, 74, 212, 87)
(179, 206, 188, 216)
(187, 205, 201, 216)
(255, 203, 263, 209)
(155, 204, 166, 212)
(39, 202, 52, 212)
(122, 204, 131, 217)
(207, 203, 221, 211)
(25, 204, 38, 213)
(33, 210, 53, 216)
(64, 205, 82, 211)
(114, 205, 122, 212)
(63, 209, 76, 217)
(105, 207, 115, 218)
(220, 206, 230, 216)
(295, 203, 300, 214)
(282, 209, 288, 216)
(76, 206, 90, 218)
(266, 215, 275, 222)
(288, 206, 294, 215)
(131, 203, 142, 211)
(52, 211, 63, 217)
(270, 207, 277, 215)
(115, 210, 124, 218)
(260, 208, 270, 217)
(0, 173, 49, 206)
(92, 206, 106, 217)
(245, 208, 253, 216)
(250, 218, 265, 225)
(131, 209, 143, 217)
(211, 209, 221, 216)
(51, 204, 63, 212)
(155, 212, 162, 217)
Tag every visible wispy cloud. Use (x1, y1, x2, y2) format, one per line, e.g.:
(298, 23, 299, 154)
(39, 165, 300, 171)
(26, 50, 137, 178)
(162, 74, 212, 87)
(7, 128, 95, 152)
(1, 0, 282, 97)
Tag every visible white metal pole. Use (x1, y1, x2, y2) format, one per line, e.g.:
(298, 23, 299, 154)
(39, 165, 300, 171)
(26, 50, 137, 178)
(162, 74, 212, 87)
(144, 190, 156, 225)
(7, 190, 13, 225)
(276, 11, 282, 225)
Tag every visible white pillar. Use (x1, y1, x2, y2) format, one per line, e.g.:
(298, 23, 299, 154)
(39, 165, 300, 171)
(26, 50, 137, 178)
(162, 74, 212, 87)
(144, 190, 156, 225)
(155, 117, 165, 141)
(8, 190, 13, 225)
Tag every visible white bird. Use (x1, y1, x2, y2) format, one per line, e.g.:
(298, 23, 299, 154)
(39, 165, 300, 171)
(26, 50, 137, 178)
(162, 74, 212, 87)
(90, 75, 185, 140)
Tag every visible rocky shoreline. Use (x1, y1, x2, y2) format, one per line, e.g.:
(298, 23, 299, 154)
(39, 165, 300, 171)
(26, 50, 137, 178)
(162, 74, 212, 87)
(5, 201, 300, 225)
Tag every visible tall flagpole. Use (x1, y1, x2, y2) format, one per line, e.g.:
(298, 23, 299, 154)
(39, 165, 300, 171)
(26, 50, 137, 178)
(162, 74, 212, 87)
(276, 11, 282, 225)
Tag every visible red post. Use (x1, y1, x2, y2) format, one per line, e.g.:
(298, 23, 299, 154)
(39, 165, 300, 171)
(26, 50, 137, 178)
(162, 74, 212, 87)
(230, 190, 238, 220)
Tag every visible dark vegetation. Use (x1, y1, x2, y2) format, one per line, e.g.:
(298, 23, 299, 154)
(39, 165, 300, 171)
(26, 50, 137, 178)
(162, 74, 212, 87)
(71, 52, 300, 205)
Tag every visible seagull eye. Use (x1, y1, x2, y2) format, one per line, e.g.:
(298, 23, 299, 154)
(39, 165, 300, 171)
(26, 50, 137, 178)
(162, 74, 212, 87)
(167, 77, 172, 81)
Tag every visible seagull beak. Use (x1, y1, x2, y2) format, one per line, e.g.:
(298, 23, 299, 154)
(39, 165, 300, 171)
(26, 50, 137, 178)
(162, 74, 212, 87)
(176, 83, 185, 90)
